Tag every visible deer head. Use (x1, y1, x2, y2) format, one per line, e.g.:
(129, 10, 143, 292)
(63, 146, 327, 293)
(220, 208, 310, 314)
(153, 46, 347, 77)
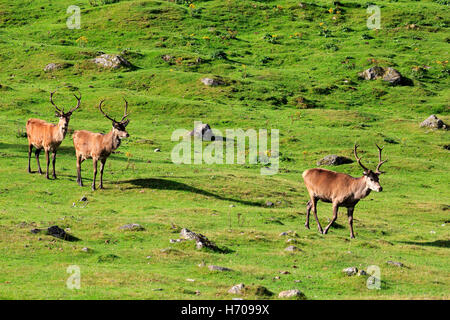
(98, 98, 130, 139)
(354, 144, 387, 192)
(50, 90, 81, 131)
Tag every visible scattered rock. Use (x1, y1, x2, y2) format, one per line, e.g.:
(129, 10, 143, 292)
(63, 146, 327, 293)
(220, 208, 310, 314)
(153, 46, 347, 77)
(420, 115, 447, 129)
(285, 245, 301, 252)
(359, 66, 404, 85)
(31, 226, 79, 241)
(279, 270, 290, 274)
(81, 247, 90, 253)
(208, 265, 233, 272)
(286, 238, 298, 243)
(228, 283, 245, 294)
(92, 54, 133, 69)
(342, 267, 358, 276)
(201, 77, 225, 86)
(387, 261, 404, 267)
(80, 196, 88, 202)
(161, 54, 173, 62)
(119, 223, 145, 231)
(169, 238, 186, 243)
(265, 201, 274, 207)
(154, 148, 161, 152)
(317, 155, 353, 166)
(180, 228, 220, 251)
(358, 270, 367, 276)
(278, 289, 307, 300)
(44, 62, 72, 72)
(188, 123, 215, 141)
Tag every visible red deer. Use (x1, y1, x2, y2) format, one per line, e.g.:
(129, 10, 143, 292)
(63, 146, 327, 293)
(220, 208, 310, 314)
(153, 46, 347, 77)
(26, 91, 81, 179)
(302, 144, 387, 238)
(72, 99, 130, 190)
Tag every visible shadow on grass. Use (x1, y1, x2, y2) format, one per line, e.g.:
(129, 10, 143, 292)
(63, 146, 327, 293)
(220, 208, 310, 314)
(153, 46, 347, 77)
(399, 240, 449, 248)
(117, 178, 263, 207)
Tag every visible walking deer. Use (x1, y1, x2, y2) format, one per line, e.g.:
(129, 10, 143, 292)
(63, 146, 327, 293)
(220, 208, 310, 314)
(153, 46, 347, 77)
(302, 144, 387, 238)
(26, 91, 81, 179)
(72, 99, 130, 190)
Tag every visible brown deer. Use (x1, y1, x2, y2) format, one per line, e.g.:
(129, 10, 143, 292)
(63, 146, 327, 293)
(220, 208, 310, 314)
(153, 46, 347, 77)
(26, 91, 81, 179)
(302, 144, 387, 238)
(72, 99, 130, 191)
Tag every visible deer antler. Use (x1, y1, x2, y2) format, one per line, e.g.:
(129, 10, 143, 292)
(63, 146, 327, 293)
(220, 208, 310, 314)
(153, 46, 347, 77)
(50, 90, 63, 115)
(375, 144, 388, 174)
(98, 99, 116, 123)
(68, 92, 82, 114)
(120, 98, 129, 123)
(354, 144, 369, 172)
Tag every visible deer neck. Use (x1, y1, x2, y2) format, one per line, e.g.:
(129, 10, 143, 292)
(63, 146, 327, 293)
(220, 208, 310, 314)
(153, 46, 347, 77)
(56, 118, 69, 141)
(105, 129, 122, 152)
(353, 176, 371, 200)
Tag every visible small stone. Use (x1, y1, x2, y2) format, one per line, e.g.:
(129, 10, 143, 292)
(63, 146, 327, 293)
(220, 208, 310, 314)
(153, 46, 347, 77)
(154, 148, 161, 152)
(229, 204, 235, 208)
(285, 245, 301, 252)
(358, 270, 367, 276)
(342, 267, 358, 276)
(81, 247, 89, 252)
(186, 279, 195, 282)
(279, 232, 288, 236)
(317, 155, 353, 166)
(420, 115, 447, 129)
(265, 201, 274, 207)
(387, 261, 404, 267)
(208, 265, 233, 272)
(280, 270, 290, 275)
(80, 196, 88, 202)
(286, 238, 297, 243)
(146, 256, 152, 259)
(201, 77, 225, 86)
(228, 283, 245, 294)
(273, 276, 281, 280)
(92, 54, 132, 69)
(278, 289, 307, 299)
(294, 280, 302, 283)
(119, 223, 145, 231)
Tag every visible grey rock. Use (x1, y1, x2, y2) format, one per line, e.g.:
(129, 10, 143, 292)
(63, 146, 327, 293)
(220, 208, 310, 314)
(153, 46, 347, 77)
(228, 283, 245, 294)
(359, 66, 403, 85)
(180, 228, 220, 251)
(154, 148, 161, 152)
(119, 223, 145, 231)
(342, 267, 358, 276)
(420, 115, 447, 129)
(387, 260, 404, 267)
(265, 201, 274, 207)
(44, 63, 71, 72)
(188, 123, 215, 141)
(92, 54, 132, 69)
(201, 77, 225, 86)
(208, 265, 233, 272)
(285, 245, 301, 252)
(81, 247, 90, 252)
(317, 154, 353, 166)
(358, 270, 367, 276)
(278, 289, 307, 299)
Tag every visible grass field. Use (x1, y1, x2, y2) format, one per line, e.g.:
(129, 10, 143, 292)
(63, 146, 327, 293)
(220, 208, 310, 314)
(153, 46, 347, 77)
(0, 0, 449, 300)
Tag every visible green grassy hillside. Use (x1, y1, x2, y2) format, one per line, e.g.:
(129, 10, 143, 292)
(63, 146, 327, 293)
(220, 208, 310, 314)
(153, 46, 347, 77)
(0, 0, 448, 299)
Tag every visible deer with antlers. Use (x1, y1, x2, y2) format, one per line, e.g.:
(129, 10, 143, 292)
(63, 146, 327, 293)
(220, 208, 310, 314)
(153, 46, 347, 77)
(72, 99, 130, 191)
(26, 90, 81, 179)
(302, 144, 387, 238)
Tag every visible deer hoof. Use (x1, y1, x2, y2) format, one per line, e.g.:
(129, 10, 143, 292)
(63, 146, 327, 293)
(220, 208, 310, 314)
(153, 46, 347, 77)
(304, 224, 310, 230)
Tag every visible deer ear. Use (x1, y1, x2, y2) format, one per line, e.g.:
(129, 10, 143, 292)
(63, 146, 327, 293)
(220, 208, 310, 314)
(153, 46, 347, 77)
(363, 171, 368, 176)
(55, 111, 61, 117)
(122, 119, 130, 127)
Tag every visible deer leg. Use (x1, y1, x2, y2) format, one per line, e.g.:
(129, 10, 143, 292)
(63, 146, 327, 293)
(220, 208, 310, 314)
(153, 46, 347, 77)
(347, 207, 355, 239)
(28, 144, 32, 173)
(323, 203, 339, 234)
(45, 149, 50, 179)
(99, 159, 106, 189)
(35, 149, 42, 174)
(305, 200, 312, 229)
(311, 197, 323, 234)
(76, 155, 83, 187)
(52, 150, 57, 179)
(92, 158, 98, 191)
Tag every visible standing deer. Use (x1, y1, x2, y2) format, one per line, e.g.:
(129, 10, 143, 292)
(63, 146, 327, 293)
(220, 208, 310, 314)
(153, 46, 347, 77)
(302, 144, 387, 238)
(72, 99, 130, 191)
(26, 91, 81, 179)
